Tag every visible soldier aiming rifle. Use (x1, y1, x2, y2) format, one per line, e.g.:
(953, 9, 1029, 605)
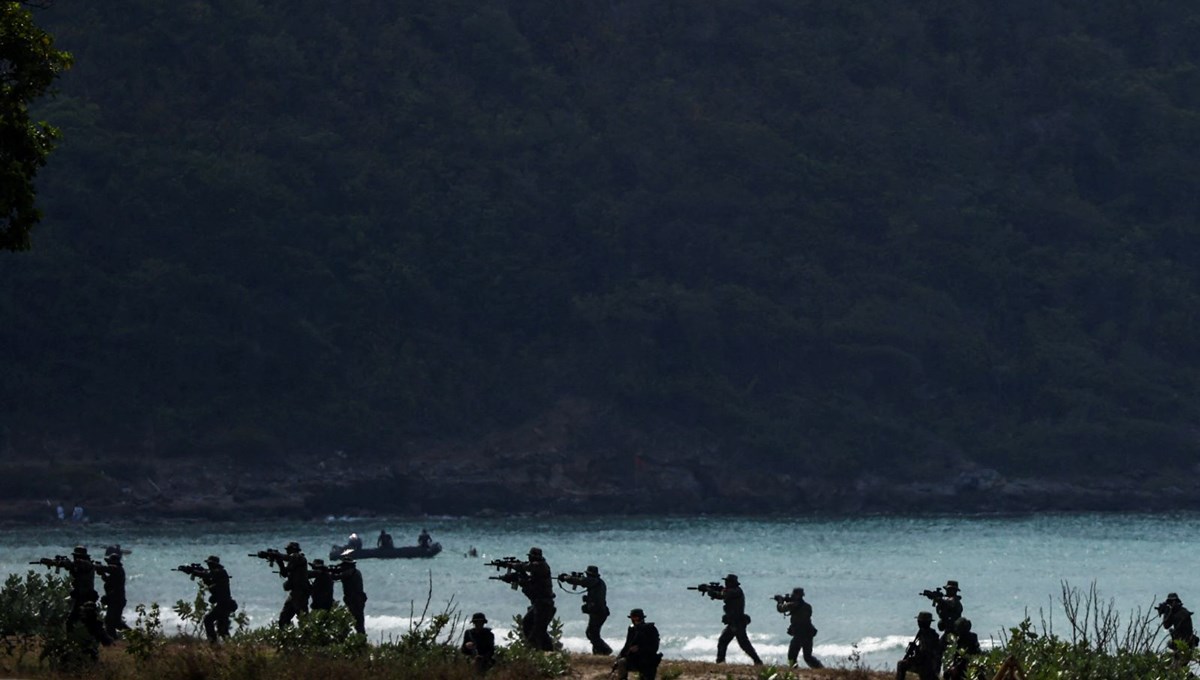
(558, 565, 612, 655)
(692, 574, 763, 665)
(773, 587, 823, 669)
(174, 555, 238, 642)
(921, 580, 964, 642)
(485, 547, 556, 651)
(252, 541, 310, 626)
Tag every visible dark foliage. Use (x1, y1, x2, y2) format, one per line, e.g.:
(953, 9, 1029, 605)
(3, 0, 1200, 481)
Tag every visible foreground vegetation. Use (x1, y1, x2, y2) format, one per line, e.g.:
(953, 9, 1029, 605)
(3, 573, 1196, 679)
(5, 1, 1200, 484)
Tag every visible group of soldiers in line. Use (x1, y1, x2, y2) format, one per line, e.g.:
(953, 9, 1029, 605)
(477, 547, 817, 679)
(32, 543, 1197, 678)
(34, 541, 367, 649)
(30, 545, 128, 652)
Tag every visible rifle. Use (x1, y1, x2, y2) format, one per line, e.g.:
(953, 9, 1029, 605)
(249, 548, 286, 566)
(557, 571, 588, 589)
(688, 582, 723, 595)
(920, 588, 945, 601)
(173, 563, 207, 579)
(485, 556, 523, 571)
(772, 593, 795, 612)
(29, 556, 71, 571)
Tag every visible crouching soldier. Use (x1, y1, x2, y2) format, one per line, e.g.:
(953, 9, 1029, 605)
(613, 608, 662, 680)
(897, 611, 943, 680)
(461, 611, 496, 675)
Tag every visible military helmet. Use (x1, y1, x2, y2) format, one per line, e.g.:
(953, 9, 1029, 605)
(286, 541, 301, 553)
(586, 565, 599, 575)
(916, 611, 934, 623)
(470, 612, 488, 624)
(724, 573, 740, 585)
(205, 555, 221, 565)
(792, 587, 805, 598)
(944, 579, 961, 592)
(1167, 592, 1182, 603)
(72, 545, 88, 557)
(956, 617, 973, 633)
(104, 553, 121, 564)
(628, 608, 646, 619)
(340, 556, 356, 565)
(312, 558, 325, 567)
(528, 546, 543, 559)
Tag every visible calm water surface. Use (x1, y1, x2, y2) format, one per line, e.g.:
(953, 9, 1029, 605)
(2, 513, 1195, 669)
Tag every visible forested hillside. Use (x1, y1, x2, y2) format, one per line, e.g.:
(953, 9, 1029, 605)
(4, 0, 1200, 489)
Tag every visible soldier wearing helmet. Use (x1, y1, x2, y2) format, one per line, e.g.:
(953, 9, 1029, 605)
(65, 546, 100, 629)
(614, 608, 662, 680)
(197, 555, 238, 642)
(896, 611, 942, 680)
(558, 564, 613, 655)
(461, 611, 495, 675)
(516, 546, 556, 651)
(95, 551, 129, 637)
(707, 573, 763, 665)
(276, 541, 310, 626)
(333, 557, 367, 634)
(945, 616, 981, 680)
(776, 586, 822, 669)
(308, 558, 335, 611)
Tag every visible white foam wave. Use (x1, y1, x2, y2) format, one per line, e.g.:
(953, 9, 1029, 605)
(815, 634, 911, 657)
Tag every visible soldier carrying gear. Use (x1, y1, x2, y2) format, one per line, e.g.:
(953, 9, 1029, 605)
(704, 573, 763, 665)
(175, 555, 238, 642)
(275, 541, 310, 626)
(558, 564, 612, 655)
(308, 558, 336, 611)
(95, 552, 129, 638)
(1158, 592, 1198, 664)
(461, 611, 496, 675)
(333, 557, 367, 634)
(921, 579, 964, 642)
(775, 586, 823, 669)
(64, 546, 100, 629)
(945, 616, 981, 680)
(613, 608, 662, 680)
(487, 547, 556, 651)
(896, 611, 943, 680)
(77, 600, 114, 656)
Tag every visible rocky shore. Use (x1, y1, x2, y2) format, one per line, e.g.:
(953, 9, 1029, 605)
(3, 399, 1198, 523)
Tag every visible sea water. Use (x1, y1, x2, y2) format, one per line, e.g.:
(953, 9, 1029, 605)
(1, 513, 1196, 670)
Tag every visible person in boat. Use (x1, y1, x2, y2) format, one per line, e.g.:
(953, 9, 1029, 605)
(334, 557, 367, 634)
(95, 551, 129, 638)
(347, 532, 363, 550)
(418, 528, 432, 548)
(461, 611, 496, 675)
(377, 529, 394, 549)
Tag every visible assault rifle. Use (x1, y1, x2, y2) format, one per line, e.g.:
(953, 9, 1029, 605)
(486, 556, 525, 590)
(249, 548, 286, 566)
(173, 563, 207, 579)
(688, 582, 723, 595)
(920, 588, 945, 601)
(309, 562, 345, 576)
(486, 556, 523, 571)
(557, 571, 588, 590)
(29, 555, 71, 571)
(772, 593, 795, 604)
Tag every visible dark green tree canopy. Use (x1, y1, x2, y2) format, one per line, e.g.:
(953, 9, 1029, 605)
(0, 0, 71, 250)
(2, 0, 1200, 484)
